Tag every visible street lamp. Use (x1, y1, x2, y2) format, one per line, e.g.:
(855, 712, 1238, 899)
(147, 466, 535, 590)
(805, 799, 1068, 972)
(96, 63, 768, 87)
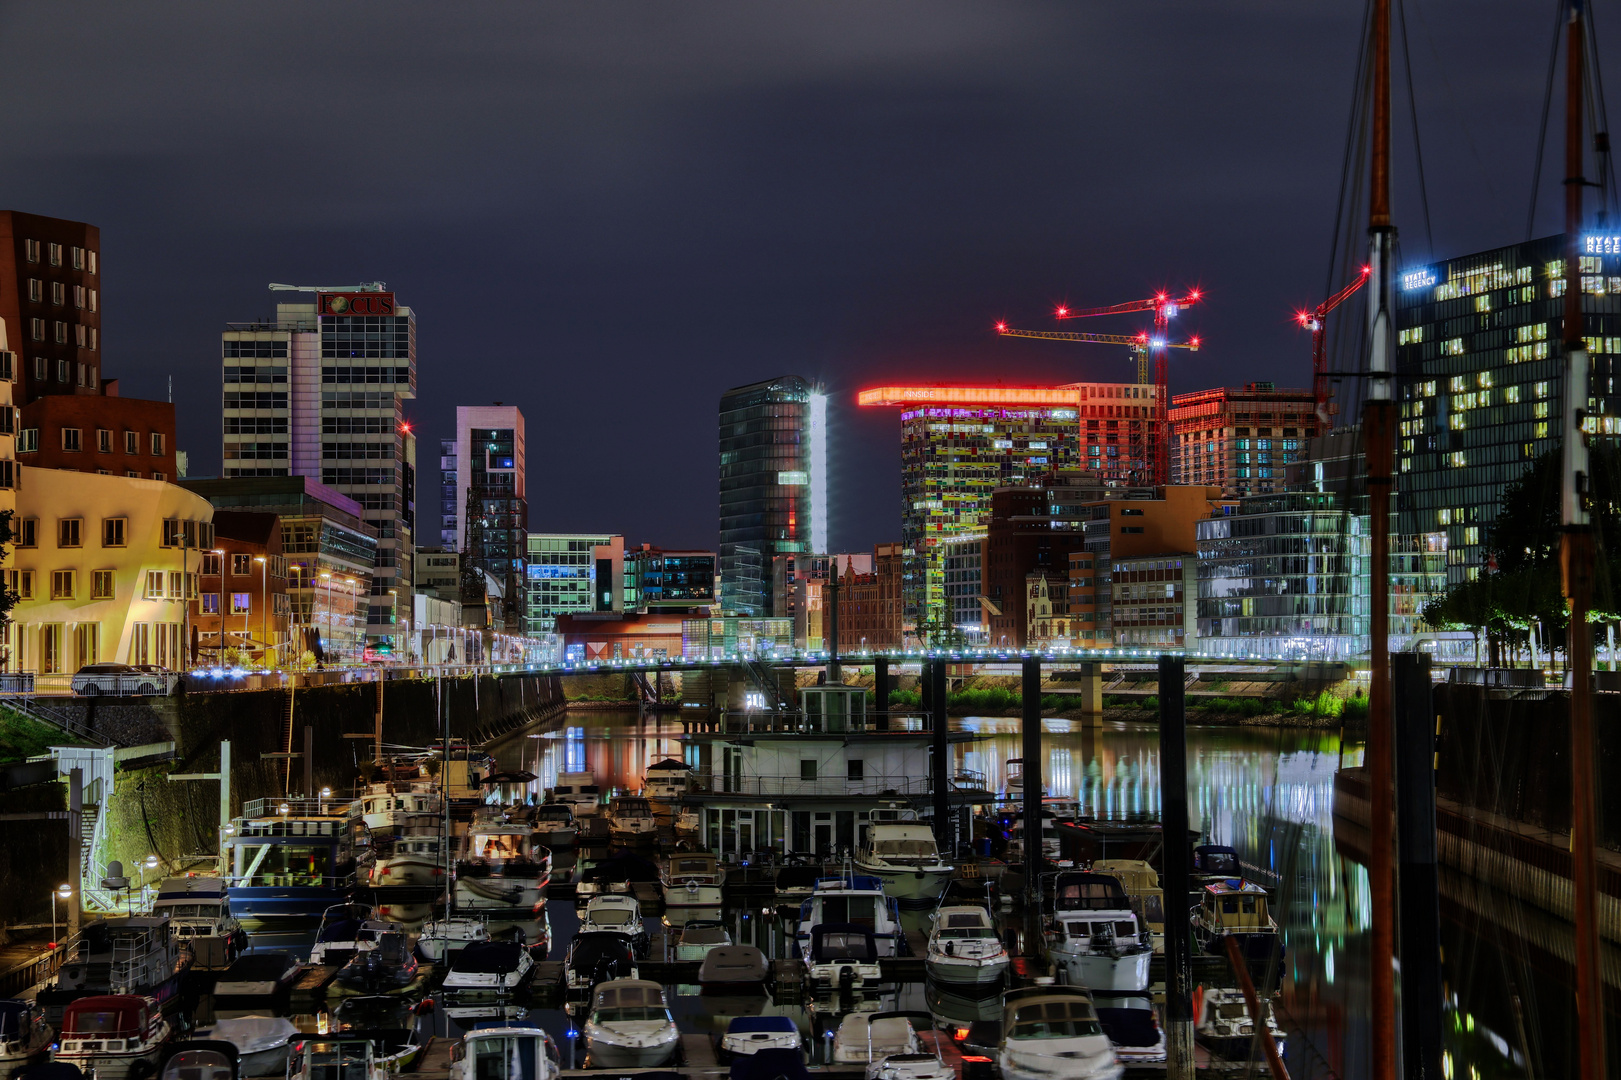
(50, 884, 71, 947)
(255, 556, 267, 667)
(140, 854, 159, 909)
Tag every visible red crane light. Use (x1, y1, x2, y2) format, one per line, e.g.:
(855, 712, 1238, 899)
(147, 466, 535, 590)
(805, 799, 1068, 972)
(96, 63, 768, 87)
(995, 321, 1008, 333)
(1055, 305, 1069, 317)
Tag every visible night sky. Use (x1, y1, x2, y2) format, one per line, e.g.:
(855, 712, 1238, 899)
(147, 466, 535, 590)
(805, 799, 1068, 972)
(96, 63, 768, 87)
(0, 2, 1602, 552)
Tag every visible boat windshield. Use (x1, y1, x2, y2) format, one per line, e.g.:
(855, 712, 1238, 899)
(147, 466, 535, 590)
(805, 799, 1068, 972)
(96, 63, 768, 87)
(818, 896, 877, 925)
(1213, 1002, 1250, 1020)
(469, 1037, 539, 1080)
(1064, 921, 1136, 938)
(470, 834, 530, 860)
(1009, 1001, 1104, 1040)
(939, 928, 997, 940)
(303, 1043, 374, 1080)
(162, 1049, 233, 1080)
(594, 1007, 672, 1024)
(874, 839, 936, 857)
(234, 844, 334, 887)
(537, 807, 571, 821)
(156, 903, 221, 918)
(588, 908, 636, 926)
(814, 932, 874, 960)
(1198, 851, 1242, 876)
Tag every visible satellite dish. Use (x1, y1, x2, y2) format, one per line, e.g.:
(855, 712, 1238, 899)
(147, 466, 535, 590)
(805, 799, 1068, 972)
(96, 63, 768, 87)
(101, 860, 128, 890)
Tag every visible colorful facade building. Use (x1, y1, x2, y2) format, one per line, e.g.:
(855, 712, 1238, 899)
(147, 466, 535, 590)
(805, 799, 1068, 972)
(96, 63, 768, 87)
(191, 511, 290, 664)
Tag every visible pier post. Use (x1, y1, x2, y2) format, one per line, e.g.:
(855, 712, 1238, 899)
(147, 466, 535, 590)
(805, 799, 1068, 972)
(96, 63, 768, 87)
(68, 767, 82, 938)
(1021, 655, 1043, 885)
(874, 657, 890, 731)
(1158, 654, 1194, 1078)
(929, 660, 950, 853)
(1395, 652, 1442, 1079)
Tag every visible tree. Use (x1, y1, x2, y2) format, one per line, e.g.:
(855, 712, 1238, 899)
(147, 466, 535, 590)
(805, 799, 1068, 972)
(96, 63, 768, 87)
(0, 511, 18, 668)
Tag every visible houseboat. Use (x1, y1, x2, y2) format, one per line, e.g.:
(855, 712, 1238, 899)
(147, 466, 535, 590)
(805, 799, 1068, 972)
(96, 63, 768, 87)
(55, 995, 171, 1080)
(796, 873, 903, 958)
(454, 815, 551, 913)
(44, 916, 193, 1014)
(552, 771, 601, 818)
(855, 824, 952, 904)
(1190, 879, 1282, 965)
(224, 797, 359, 921)
(660, 851, 724, 924)
(1043, 872, 1152, 992)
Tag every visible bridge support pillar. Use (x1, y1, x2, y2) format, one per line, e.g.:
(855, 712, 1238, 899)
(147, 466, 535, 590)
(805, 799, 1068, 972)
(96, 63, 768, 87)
(873, 657, 890, 731)
(1077, 662, 1103, 717)
(1158, 654, 1194, 1078)
(929, 660, 949, 853)
(1021, 657, 1043, 925)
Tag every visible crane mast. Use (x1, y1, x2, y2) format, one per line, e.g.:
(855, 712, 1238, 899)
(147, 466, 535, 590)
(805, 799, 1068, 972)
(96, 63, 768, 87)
(1295, 266, 1370, 423)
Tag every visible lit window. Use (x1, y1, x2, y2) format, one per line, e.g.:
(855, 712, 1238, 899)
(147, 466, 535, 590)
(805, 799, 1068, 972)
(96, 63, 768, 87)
(50, 570, 74, 600)
(92, 571, 114, 600)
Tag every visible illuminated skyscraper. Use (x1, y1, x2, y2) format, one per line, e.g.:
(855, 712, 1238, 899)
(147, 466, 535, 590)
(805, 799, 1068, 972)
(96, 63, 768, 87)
(1168, 382, 1318, 496)
(718, 376, 824, 616)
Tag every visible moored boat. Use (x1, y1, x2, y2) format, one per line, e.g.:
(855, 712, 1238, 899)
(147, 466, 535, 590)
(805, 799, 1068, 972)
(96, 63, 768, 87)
(674, 923, 730, 961)
(607, 796, 658, 845)
(796, 874, 903, 957)
(55, 995, 171, 1080)
(416, 916, 488, 963)
(551, 772, 601, 819)
(441, 940, 534, 995)
(1043, 873, 1152, 992)
(805, 923, 881, 992)
(923, 906, 1008, 986)
(582, 979, 678, 1068)
(147, 878, 244, 969)
(997, 985, 1122, 1080)
(454, 818, 551, 913)
(698, 946, 768, 991)
(330, 932, 421, 996)
(0, 1000, 52, 1079)
(43, 916, 194, 1016)
(532, 804, 578, 848)
(660, 851, 724, 924)
(1194, 987, 1286, 1060)
(193, 1016, 296, 1077)
(448, 1020, 559, 1080)
(854, 825, 952, 905)
(224, 798, 358, 922)
(1190, 879, 1283, 966)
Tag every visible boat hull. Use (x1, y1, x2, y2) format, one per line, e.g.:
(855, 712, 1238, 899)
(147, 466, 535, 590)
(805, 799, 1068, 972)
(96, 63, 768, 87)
(587, 1035, 678, 1069)
(925, 955, 1009, 986)
(1056, 949, 1153, 992)
(239, 1043, 294, 1077)
(368, 859, 443, 887)
(455, 875, 548, 913)
(537, 828, 578, 848)
(854, 863, 952, 904)
(227, 885, 353, 922)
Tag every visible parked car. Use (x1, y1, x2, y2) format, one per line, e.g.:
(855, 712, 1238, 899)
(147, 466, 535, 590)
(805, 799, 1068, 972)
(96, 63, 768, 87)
(71, 664, 176, 697)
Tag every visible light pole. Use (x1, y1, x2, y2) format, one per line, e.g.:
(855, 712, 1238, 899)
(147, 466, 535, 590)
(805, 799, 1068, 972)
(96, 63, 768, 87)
(140, 854, 159, 910)
(255, 556, 267, 667)
(50, 883, 71, 947)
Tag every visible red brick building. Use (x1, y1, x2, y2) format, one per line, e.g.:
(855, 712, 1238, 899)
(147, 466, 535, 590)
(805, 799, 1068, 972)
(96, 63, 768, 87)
(18, 394, 177, 480)
(834, 543, 905, 650)
(984, 488, 1091, 648)
(0, 212, 103, 405)
(191, 510, 290, 663)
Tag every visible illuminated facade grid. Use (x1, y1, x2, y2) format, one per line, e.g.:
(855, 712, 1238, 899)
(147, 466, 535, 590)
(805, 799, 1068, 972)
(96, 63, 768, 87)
(1395, 233, 1620, 585)
(1169, 382, 1318, 496)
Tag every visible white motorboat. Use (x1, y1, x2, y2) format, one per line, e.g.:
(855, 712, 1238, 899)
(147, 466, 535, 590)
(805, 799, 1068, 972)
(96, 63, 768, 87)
(924, 906, 1009, 986)
(359, 778, 442, 835)
(675, 810, 700, 840)
(854, 824, 953, 904)
(533, 804, 579, 848)
(55, 995, 171, 1080)
(441, 940, 535, 994)
(674, 923, 731, 961)
(195, 1015, 297, 1077)
(796, 874, 903, 957)
(579, 895, 647, 955)
(661, 851, 724, 924)
(416, 916, 489, 962)
(643, 759, 694, 802)
(859, 1013, 951, 1080)
(449, 1020, 559, 1080)
(564, 933, 639, 998)
(831, 1013, 917, 1065)
(720, 1016, 800, 1059)
(552, 772, 602, 818)
(455, 818, 551, 913)
(583, 979, 679, 1068)
(286, 1038, 387, 1080)
(159, 1043, 237, 1080)
(148, 877, 244, 968)
(804, 923, 882, 992)
(998, 985, 1123, 1080)
(366, 829, 446, 888)
(1044, 873, 1152, 992)
(1090, 860, 1165, 954)
(1093, 992, 1167, 1064)
(1191, 879, 1283, 966)
(308, 906, 397, 967)
(607, 796, 658, 845)
(1195, 987, 1287, 1060)
(0, 999, 52, 1079)
(698, 946, 768, 990)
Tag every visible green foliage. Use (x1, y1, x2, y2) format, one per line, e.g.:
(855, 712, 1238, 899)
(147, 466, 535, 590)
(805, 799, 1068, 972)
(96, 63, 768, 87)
(0, 707, 77, 764)
(887, 686, 1090, 713)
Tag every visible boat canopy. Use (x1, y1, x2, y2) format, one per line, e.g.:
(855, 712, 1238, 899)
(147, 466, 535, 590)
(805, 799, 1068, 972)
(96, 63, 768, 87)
(63, 995, 147, 1036)
(1052, 873, 1129, 911)
(0, 1000, 30, 1036)
(453, 941, 527, 974)
(810, 923, 878, 962)
(1193, 846, 1243, 876)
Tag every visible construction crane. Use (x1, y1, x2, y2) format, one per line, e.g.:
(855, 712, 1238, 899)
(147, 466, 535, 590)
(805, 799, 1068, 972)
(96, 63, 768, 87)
(997, 288, 1203, 487)
(1294, 265, 1371, 425)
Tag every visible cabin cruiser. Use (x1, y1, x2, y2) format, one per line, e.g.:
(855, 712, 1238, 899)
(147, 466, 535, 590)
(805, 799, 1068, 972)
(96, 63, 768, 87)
(796, 874, 903, 957)
(332, 932, 421, 996)
(0, 999, 52, 1079)
(213, 951, 300, 1015)
(158, 1042, 239, 1080)
(1191, 879, 1283, 964)
(564, 932, 639, 998)
(661, 851, 724, 923)
(831, 1014, 918, 1065)
(998, 986, 1122, 1080)
(1195, 987, 1286, 1060)
(675, 923, 731, 961)
(224, 798, 358, 922)
(365, 828, 446, 888)
(285, 1038, 386, 1080)
(551, 772, 601, 818)
(148, 878, 244, 968)
(805, 923, 881, 992)
(1043, 873, 1152, 992)
(55, 995, 171, 1080)
(44, 916, 194, 1014)
(416, 916, 488, 962)
(1092, 992, 1166, 1064)
(862, 1015, 952, 1080)
(455, 818, 551, 913)
(607, 796, 658, 845)
(643, 759, 693, 803)
(358, 778, 442, 835)
(579, 895, 648, 956)
(533, 804, 579, 848)
(924, 906, 1009, 986)
(442, 940, 534, 994)
(194, 1016, 297, 1077)
(1192, 845, 1245, 890)
(449, 1020, 559, 1080)
(699, 946, 769, 990)
(721, 1017, 800, 1059)
(583, 980, 679, 1068)
(1090, 860, 1165, 954)
(308, 905, 398, 967)
(854, 825, 953, 904)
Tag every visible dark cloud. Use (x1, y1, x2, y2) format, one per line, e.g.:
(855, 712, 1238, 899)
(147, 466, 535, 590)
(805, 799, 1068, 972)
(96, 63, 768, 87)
(0, 0, 1587, 550)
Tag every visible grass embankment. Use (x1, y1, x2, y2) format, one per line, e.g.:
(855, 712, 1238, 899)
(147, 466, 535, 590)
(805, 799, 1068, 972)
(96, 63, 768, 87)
(1104, 688, 1370, 723)
(0, 708, 75, 764)
(886, 687, 1074, 713)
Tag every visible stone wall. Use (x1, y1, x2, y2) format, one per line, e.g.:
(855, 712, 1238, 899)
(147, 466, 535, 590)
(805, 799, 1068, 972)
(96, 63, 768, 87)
(0, 781, 69, 929)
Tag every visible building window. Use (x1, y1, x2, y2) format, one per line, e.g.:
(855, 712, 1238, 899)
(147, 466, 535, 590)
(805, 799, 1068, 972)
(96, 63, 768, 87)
(61, 428, 81, 453)
(232, 553, 251, 576)
(126, 471, 140, 479)
(101, 517, 126, 547)
(24, 239, 39, 263)
(124, 430, 138, 455)
(50, 282, 64, 306)
(53, 322, 66, 344)
(144, 570, 165, 599)
(92, 571, 114, 600)
(71, 246, 84, 270)
(847, 759, 865, 781)
(230, 592, 251, 615)
(88, 289, 97, 312)
(201, 552, 221, 575)
(27, 279, 41, 302)
(75, 624, 98, 668)
(96, 429, 112, 453)
(56, 359, 69, 383)
(29, 318, 43, 341)
(152, 472, 167, 482)
(799, 760, 818, 781)
(47, 243, 61, 267)
(201, 593, 220, 615)
(40, 625, 60, 674)
(57, 518, 81, 548)
(168, 571, 183, 599)
(14, 571, 33, 601)
(87, 251, 96, 275)
(17, 428, 37, 454)
(150, 432, 166, 456)
(50, 570, 75, 600)
(75, 328, 86, 351)
(15, 518, 36, 548)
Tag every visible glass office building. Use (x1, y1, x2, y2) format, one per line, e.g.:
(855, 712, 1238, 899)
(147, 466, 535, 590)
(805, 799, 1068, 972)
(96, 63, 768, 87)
(1396, 233, 1621, 585)
(719, 376, 824, 616)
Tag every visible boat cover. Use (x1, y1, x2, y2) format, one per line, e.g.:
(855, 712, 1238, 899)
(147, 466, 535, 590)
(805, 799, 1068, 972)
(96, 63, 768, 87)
(203, 1016, 297, 1054)
(729, 1048, 808, 1080)
(452, 941, 526, 974)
